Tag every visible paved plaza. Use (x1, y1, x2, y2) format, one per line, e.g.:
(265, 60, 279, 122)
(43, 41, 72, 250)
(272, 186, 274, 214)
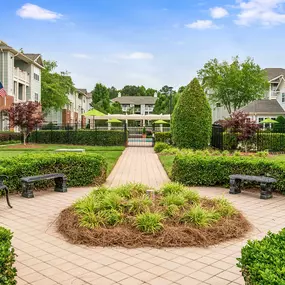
(1, 147, 285, 284)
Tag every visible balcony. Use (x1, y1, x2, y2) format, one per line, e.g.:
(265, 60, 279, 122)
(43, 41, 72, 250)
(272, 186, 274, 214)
(270, 91, 280, 99)
(14, 67, 30, 85)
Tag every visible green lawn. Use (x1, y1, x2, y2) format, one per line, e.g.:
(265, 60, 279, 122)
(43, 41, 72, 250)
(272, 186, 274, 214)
(159, 155, 175, 177)
(0, 144, 125, 175)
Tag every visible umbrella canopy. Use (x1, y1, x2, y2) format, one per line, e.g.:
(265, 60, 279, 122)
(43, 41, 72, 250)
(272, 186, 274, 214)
(259, 118, 278, 124)
(82, 109, 105, 117)
(108, 119, 122, 123)
(154, 120, 169, 124)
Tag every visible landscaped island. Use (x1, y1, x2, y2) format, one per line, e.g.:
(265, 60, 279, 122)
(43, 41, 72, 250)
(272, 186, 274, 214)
(58, 183, 250, 247)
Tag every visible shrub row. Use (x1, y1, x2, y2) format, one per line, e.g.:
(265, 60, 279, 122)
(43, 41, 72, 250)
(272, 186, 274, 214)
(0, 227, 17, 285)
(154, 132, 172, 143)
(29, 130, 126, 146)
(237, 229, 285, 285)
(0, 153, 107, 192)
(223, 132, 285, 151)
(0, 132, 21, 144)
(172, 154, 285, 193)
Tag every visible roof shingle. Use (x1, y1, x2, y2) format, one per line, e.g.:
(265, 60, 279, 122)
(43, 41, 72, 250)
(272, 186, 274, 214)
(264, 68, 285, 81)
(239, 99, 285, 114)
(112, 96, 157, 105)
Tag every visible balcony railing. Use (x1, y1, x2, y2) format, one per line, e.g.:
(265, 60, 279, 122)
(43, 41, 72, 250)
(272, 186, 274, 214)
(270, 91, 280, 99)
(14, 67, 30, 84)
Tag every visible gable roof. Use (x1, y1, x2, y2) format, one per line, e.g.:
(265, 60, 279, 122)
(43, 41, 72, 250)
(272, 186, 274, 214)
(112, 96, 157, 105)
(239, 99, 285, 114)
(264, 68, 285, 81)
(0, 40, 44, 69)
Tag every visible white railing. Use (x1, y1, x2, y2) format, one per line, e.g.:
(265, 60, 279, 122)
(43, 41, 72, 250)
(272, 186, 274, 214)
(270, 91, 280, 99)
(14, 67, 30, 84)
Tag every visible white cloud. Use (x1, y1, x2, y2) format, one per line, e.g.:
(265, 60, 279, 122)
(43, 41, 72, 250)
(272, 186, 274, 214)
(185, 20, 218, 30)
(17, 3, 62, 20)
(235, 0, 285, 26)
(72, 53, 91, 59)
(118, 52, 154, 60)
(210, 7, 229, 19)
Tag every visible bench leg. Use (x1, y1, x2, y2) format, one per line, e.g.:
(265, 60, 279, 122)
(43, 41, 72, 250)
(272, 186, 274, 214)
(229, 179, 241, 194)
(260, 183, 273, 199)
(4, 186, 12, 208)
(54, 177, 67, 193)
(22, 182, 34, 198)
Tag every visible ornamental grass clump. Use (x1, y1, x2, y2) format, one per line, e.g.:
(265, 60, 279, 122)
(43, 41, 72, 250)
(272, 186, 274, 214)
(136, 212, 164, 234)
(58, 182, 250, 247)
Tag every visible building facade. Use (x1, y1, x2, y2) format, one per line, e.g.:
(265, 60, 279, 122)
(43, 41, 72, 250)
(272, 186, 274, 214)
(0, 40, 43, 131)
(44, 89, 90, 127)
(112, 94, 157, 115)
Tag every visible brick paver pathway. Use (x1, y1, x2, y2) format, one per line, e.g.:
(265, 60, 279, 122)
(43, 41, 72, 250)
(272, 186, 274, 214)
(1, 147, 285, 285)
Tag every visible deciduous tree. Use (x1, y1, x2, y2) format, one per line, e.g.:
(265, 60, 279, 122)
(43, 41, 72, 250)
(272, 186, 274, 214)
(197, 56, 269, 114)
(6, 102, 44, 145)
(41, 60, 75, 112)
(91, 83, 110, 113)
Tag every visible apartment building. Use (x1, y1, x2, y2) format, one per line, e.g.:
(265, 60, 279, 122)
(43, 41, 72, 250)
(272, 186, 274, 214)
(0, 40, 43, 131)
(112, 93, 157, 115)
(45, 88, 90, 127)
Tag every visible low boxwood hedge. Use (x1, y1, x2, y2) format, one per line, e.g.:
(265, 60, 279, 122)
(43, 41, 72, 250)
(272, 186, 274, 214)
(0, 227, 17, 285)
(154, 132, 172, 144)
(29, 130, 126, 146)
(0, 132, 21, 144)
(0, 153, 107, 192)
(172, 154, 285, 193)
(237, 229, 285, 285)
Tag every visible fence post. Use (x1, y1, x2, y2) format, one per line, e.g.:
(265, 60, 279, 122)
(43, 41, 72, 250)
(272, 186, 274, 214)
(50, 123, 53, 144)
(124, 122, 128, 147)
(36, 124, 38, 144)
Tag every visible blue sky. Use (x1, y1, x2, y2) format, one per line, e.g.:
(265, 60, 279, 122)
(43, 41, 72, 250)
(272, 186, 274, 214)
(2, 0, 285, 91)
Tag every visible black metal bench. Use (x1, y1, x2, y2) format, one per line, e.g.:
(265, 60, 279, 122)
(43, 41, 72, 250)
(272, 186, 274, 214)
(0, 175, 12, 208)
(229, 174, 276, 199)
(20, 173, 67, 198)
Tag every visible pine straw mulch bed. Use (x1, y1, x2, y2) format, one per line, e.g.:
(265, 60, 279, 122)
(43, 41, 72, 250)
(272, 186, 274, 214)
(57, 207, 251, 248)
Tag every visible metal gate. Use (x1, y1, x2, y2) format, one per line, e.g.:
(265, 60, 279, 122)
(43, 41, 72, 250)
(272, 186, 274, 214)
(127, 127, 154, 147)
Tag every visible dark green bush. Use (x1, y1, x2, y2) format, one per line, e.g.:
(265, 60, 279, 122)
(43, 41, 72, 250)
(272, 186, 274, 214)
(0, 227, 17, 285)
(172, 154, 285, 193)
(29, 130, 125, 146)
(171, 78, 212, 149)
(155, 132, 172, 143)
(0, 153, 107, 192)
(154, 142, 170, 153)
(237, 229, 285, 285)
(0, 132, 21, 144)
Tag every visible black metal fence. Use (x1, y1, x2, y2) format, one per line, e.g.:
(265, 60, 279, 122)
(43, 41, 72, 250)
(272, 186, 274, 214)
(211, 124, 285, 152)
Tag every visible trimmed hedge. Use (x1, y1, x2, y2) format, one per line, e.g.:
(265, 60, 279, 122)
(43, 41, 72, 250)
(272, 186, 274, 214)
(29, 130, 126, 146)
(154, 142, 170, 153)
(0, 153, 107, 192)
(155, 132, 172, 143)
(0, 227, 17, 285)
(172, 154, 285, 193)
(237, 229, 285, 285)
(223, 132, 285, 151)
(0, 132, 21, 144)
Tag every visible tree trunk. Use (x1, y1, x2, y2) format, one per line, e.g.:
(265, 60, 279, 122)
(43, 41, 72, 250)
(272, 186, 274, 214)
(23, 132, 27, 145)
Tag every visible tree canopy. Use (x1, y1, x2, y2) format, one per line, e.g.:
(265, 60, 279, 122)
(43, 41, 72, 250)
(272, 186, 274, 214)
(197, 56, 269, 114)
(171, 78, 212, 149)
(41, 60, 75, 112)
(91, 83, 110, 113)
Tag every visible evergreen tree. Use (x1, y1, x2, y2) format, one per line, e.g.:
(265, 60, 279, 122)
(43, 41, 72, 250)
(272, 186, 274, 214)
(171, 78, 212, 149)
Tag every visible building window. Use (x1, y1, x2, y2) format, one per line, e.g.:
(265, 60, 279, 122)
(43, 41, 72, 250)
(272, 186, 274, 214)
(35, 93, 39, 102)
(216, 103, 221, 108)
(258, 118, 264, 123)
(282, 93, 285, 103)
(34, 73, 39, 81)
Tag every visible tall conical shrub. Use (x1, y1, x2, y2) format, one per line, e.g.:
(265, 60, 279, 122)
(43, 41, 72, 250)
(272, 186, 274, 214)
(171, 78, 212, 149)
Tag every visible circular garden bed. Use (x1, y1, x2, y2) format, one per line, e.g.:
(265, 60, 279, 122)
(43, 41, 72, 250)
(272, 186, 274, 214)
(57, 183, 251, 248)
